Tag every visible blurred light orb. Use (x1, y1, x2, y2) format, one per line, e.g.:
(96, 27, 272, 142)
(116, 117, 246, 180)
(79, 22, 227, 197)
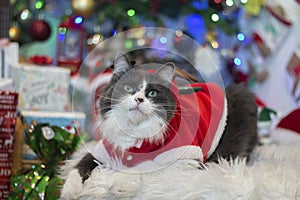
(20, 9, 30, 20)
(75, 16, 83, 24)
(159, 37, 167, 44)
(237, 33, 245, 41)
(226, 0, 234, 6)
(72, 0, 95, 18)
(127, 9, 136, 17)
(234, 57, 242, 66)
(211, 13, 220, 22)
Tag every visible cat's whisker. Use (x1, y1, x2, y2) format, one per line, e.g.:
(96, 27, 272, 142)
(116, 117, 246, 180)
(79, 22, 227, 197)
(152, 107, 198, 115)
(97, 96, 121, 101)
(152, 108, 176, 112)
(155, 104, 199, 111)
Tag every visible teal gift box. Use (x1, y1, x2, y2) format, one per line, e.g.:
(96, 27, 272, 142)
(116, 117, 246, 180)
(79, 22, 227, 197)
(21, 110, 86, 133)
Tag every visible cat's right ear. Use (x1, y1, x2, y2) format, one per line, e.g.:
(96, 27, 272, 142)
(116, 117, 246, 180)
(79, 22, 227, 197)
(157, 62, 175, 85)
(113, 53, 131, 77)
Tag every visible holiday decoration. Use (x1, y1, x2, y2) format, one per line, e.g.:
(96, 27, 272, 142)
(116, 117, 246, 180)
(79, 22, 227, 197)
(20, 111, 86, 136)
(9, 122, 81, 200)
(286, 52, 300, 101)
(95, 0, 239, 35)
(277, 108, 300, 134)
(265, 4, 292, 27)
(229, 36, 269, 88)
(86, 32, 104, 51)
(71, 0, 95, 18)
(255, 97, 278, 137)
(250, 35, 269, 61)
(209, 0, 225, 12)
(258, 107, 278, 135)
(29, 55, 53, 65)
(29, 19, 51, 41)
(10, 63, 71, 111)
(56, 16, 84, 75)
(8, 25, 21, 42)
(20, 110, 86, 159)
(0, 91, 18, 200)
(9, 0, 259, 49)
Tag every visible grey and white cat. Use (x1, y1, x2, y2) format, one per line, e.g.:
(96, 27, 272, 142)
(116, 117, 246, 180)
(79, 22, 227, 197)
(61, 54, 257, 199)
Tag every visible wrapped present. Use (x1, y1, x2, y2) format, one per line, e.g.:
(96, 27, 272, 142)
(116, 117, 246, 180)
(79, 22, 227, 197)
(20, 110, 86, 133)
(0, 43, 19, 78)
(20, 110, 86, 159)
(10, 63, 70, 111)
(9, 123, 80, 200)
(0, 91, 18, 200)
(0, 78, 14, 90)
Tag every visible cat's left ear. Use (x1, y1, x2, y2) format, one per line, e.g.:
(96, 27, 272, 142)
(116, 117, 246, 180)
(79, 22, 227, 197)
(156, 62, 175, 85)
(113, 53, 132, 77)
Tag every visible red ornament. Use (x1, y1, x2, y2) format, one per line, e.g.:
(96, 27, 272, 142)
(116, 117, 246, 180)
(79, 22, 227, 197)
(30, 20, 51, 41)
(150, 0, 160, 15)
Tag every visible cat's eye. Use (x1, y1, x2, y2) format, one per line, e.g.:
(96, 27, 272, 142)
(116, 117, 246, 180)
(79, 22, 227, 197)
(124, 85, 134, 93)
(147, 90, 158, 98)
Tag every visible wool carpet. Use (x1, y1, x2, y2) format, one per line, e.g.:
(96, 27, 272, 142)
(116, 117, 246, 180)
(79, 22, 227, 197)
(61, 128, 300, 200)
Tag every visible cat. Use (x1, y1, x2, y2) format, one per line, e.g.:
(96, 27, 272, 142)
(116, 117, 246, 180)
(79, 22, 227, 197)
(60, 53, 258, 199)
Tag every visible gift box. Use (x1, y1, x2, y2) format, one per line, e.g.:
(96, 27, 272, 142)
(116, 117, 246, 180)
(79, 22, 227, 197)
(0, 91, 18, 200)
(20, 110, 86, 159)
(10, 63, 70, 111)
(0, 78, 14, 91)
(0, 43, 19, 78)
(20, 110, 86, 134)
(9, 123, 80, 200)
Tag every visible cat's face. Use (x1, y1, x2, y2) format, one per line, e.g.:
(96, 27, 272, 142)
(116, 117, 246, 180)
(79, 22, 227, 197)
(98, 54, 176, 149)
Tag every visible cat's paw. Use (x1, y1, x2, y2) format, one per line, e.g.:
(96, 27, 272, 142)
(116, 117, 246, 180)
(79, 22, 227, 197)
(60, 169, 83, 200)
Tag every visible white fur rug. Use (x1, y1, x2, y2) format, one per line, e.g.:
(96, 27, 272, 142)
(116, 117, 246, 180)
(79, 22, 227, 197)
(62, 128, 300, 200)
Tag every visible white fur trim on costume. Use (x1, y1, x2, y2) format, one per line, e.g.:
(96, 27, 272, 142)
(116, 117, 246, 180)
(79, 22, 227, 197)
(92, 140, 126, 170)
(153, 145, 203, 165)
(92, 140, 113, 165)
(206, 97, 228, 158)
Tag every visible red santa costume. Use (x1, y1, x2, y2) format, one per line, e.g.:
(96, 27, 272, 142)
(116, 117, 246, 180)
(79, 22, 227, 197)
(93, 81, 227, 168)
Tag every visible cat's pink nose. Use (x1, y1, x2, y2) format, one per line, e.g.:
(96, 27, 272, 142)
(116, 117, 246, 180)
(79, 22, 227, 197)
(135, 98, 144, 104)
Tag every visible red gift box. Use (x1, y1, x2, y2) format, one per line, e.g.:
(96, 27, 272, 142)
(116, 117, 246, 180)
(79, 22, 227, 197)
(0, 91, 18, 200)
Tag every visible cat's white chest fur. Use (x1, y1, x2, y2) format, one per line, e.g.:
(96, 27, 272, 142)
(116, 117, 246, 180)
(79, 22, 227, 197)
(100, 106, 167, 150)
